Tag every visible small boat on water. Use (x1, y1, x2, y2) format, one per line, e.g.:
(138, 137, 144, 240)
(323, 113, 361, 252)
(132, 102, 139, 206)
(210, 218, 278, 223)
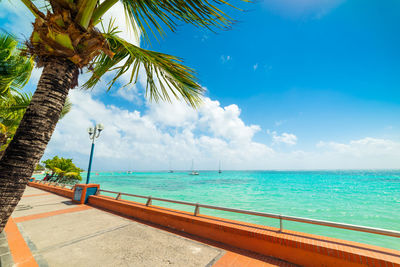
(189, 160, 199, 175)
(168, 161, 174, 173)
(218, 160, 222, 174)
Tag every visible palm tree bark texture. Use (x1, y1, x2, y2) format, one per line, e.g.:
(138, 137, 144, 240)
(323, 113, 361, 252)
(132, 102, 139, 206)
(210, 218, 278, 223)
(0, 57, 77, 231)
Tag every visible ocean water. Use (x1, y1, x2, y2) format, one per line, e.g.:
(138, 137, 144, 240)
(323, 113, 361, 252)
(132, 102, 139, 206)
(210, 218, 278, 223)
(38, 170, 400, 250)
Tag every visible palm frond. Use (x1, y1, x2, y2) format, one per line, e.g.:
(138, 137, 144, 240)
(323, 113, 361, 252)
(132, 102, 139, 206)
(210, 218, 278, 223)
(64, 171, 79, 177)
(0, 122, 7, 134)
(83, 23, 204, 107)
(19, 0, 46, 19)
(53, 167, 64, 174)
(0, 92, 32, 113)
(0, 32, 34, 95)
(60, 97, 72, 119)
(119, 0, 238, 42)
(0, 91, 31, 127)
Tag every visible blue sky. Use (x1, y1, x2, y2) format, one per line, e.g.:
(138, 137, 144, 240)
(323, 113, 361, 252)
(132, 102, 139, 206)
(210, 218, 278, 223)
(147, 0, 400, 145)
(1, 0, 400, 170)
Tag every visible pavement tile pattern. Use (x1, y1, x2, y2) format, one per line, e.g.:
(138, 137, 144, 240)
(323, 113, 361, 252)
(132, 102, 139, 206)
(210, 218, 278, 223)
(2, 186, 292, 267)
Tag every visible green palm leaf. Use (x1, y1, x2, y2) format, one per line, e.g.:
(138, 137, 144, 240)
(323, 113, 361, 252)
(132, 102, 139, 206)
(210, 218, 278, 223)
(64, 171, 79, 177)
(60, 98, 72, 119)
(0, 32, 34, 95)
(84, 23, 204, 107)
(118, 0, 237, 42)
(53, 167, 64, 174)
(0, 92, 32, 112)
(0, 92, 31, 131)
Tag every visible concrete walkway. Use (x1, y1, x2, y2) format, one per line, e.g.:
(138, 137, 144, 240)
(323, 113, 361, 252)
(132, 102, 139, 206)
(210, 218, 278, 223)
(1, 186, 294, 267)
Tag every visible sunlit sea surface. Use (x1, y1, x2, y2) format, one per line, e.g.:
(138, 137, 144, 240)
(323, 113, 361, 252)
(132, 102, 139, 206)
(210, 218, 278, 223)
(35, 170, 400, 250)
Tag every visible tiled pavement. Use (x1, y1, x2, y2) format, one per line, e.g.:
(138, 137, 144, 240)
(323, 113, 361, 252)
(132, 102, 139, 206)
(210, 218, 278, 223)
(1, 186, 295, 267)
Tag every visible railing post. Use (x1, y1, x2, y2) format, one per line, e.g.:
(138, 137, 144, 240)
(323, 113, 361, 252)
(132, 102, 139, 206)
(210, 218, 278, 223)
(116, 193, 121, 200)
(146, 196, 152, 206)
(194, 203, 200, 216)
(95, 189, 100, 195)
(279, 215, 283, 232)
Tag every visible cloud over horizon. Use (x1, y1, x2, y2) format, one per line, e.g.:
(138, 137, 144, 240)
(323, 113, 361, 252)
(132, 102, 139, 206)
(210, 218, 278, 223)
(43, 90, 400, 171)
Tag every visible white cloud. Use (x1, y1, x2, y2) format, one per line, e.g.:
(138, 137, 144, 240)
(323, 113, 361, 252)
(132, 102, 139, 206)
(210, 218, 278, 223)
(44, 92, 400, 170)
(317, 137, 400, 156)
(263, 0, 345, 18)
(44, 90, 273, 171)
(146, 97, 198, 128)
(312, 137, 400, 169)
(114, 86, 143, 105)
(269, 131, 298, 145)
(198, 99, 261, 144)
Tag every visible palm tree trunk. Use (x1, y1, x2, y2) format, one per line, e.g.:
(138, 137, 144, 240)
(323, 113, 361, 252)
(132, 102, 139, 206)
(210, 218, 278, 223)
(0, 57, 78, 232)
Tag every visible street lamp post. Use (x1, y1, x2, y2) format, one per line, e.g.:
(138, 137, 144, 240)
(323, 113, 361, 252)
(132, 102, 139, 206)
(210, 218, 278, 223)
(86, 123, 104, 184)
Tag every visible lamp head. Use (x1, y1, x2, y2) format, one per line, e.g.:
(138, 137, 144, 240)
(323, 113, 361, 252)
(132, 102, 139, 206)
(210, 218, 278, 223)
(87, 127, 94, 135)
(96, 123, 104, 132)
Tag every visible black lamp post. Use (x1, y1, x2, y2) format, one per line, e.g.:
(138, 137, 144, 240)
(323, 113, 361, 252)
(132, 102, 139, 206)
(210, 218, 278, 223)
(86, 123, 104, 184)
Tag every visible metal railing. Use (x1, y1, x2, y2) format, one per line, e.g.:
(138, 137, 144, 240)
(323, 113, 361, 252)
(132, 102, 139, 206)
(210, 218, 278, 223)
(34, 180, 75, 189)
(96, 189, 400, 239)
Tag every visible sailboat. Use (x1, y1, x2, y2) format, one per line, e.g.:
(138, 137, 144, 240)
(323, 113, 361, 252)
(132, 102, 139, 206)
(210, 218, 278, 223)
(189, 159, 199, 175)
(168, 161, 173, 173)
(218, 160, 222, 174)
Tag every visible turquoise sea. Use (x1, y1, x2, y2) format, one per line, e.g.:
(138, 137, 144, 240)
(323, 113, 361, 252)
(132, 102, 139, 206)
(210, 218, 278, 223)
(37, 170, 400, 250)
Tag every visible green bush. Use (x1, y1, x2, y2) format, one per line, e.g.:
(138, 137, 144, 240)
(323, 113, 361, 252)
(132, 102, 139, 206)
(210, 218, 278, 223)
(42, 156, 83, 184)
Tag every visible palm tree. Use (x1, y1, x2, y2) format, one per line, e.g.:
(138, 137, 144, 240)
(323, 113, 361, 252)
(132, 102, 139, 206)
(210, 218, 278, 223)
(42, 156, 83, 184)
(0, 0, 240, 231)
(0, 33, 71, 158)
